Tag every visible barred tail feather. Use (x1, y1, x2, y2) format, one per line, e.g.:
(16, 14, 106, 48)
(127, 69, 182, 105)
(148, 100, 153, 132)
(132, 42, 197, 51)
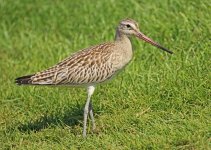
(15, 74, 34, 85)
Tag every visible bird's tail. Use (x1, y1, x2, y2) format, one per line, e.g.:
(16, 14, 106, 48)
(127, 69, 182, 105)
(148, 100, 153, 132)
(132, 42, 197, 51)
(15, 74, 34, 85)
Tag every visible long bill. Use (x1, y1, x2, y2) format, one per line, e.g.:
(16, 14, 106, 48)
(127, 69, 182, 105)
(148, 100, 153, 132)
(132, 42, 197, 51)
(135, 31, 173, 54)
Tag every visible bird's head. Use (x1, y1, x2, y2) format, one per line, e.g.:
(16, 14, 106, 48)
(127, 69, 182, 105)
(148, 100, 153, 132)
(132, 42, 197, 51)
(118, 18, 173, 54)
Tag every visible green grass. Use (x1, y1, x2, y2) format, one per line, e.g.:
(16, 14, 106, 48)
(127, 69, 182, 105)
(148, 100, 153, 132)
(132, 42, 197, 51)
(0, 0, 210, 149)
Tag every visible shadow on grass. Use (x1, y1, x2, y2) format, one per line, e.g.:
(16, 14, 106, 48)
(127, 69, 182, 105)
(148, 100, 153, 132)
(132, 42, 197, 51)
(17, 103, 92, 133)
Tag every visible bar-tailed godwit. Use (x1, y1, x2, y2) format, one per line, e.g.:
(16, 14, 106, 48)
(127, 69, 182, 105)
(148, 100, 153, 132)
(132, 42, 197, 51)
(16, 18, 173, 137)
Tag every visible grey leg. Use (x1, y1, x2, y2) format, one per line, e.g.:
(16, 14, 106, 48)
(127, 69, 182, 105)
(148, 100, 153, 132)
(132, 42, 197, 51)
(83, 96, 90, 138)
(83, 85, 95, 138)
(89, 100, 96, 131)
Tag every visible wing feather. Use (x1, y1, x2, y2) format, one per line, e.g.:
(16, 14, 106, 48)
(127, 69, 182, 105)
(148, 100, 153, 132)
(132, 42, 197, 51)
(29, 42, 116, 85)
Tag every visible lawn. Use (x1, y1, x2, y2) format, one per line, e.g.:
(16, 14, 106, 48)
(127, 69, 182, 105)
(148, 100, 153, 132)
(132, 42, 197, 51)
(0, 0, 210, 149)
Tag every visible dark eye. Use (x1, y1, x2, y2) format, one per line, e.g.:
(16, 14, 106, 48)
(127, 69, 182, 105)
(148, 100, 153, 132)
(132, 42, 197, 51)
(126, 24, 132, 30)
(126, 24, 131, 28)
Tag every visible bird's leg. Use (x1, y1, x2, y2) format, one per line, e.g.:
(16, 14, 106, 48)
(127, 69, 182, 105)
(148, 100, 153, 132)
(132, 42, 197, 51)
(83, 85, 95, 138)
(89, 100, 96, 131)
(83, 96, 90, 138)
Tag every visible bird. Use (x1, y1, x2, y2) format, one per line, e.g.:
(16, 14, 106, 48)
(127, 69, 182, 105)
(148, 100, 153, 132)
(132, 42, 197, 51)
(15, 18, 173, 137)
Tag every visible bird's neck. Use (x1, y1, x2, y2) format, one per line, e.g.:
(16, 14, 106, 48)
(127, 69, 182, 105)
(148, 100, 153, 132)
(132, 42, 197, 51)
(115, 29, 130, 42)
(112, 29, 133, 70)
(114, 29, 132, 51)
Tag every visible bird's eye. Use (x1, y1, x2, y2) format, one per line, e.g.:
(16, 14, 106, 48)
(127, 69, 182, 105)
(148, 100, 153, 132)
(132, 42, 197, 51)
(126, 24, 131, 28)
(126, 24, 132, 29)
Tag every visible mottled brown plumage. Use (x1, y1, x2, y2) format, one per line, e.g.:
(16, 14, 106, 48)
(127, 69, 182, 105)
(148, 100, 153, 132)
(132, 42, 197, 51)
(15, 18, 172, 137)
(30, 43, 116, 85)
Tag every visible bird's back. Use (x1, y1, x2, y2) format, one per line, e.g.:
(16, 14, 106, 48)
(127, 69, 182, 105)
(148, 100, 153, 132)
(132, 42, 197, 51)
(16, 42, 119, 86)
